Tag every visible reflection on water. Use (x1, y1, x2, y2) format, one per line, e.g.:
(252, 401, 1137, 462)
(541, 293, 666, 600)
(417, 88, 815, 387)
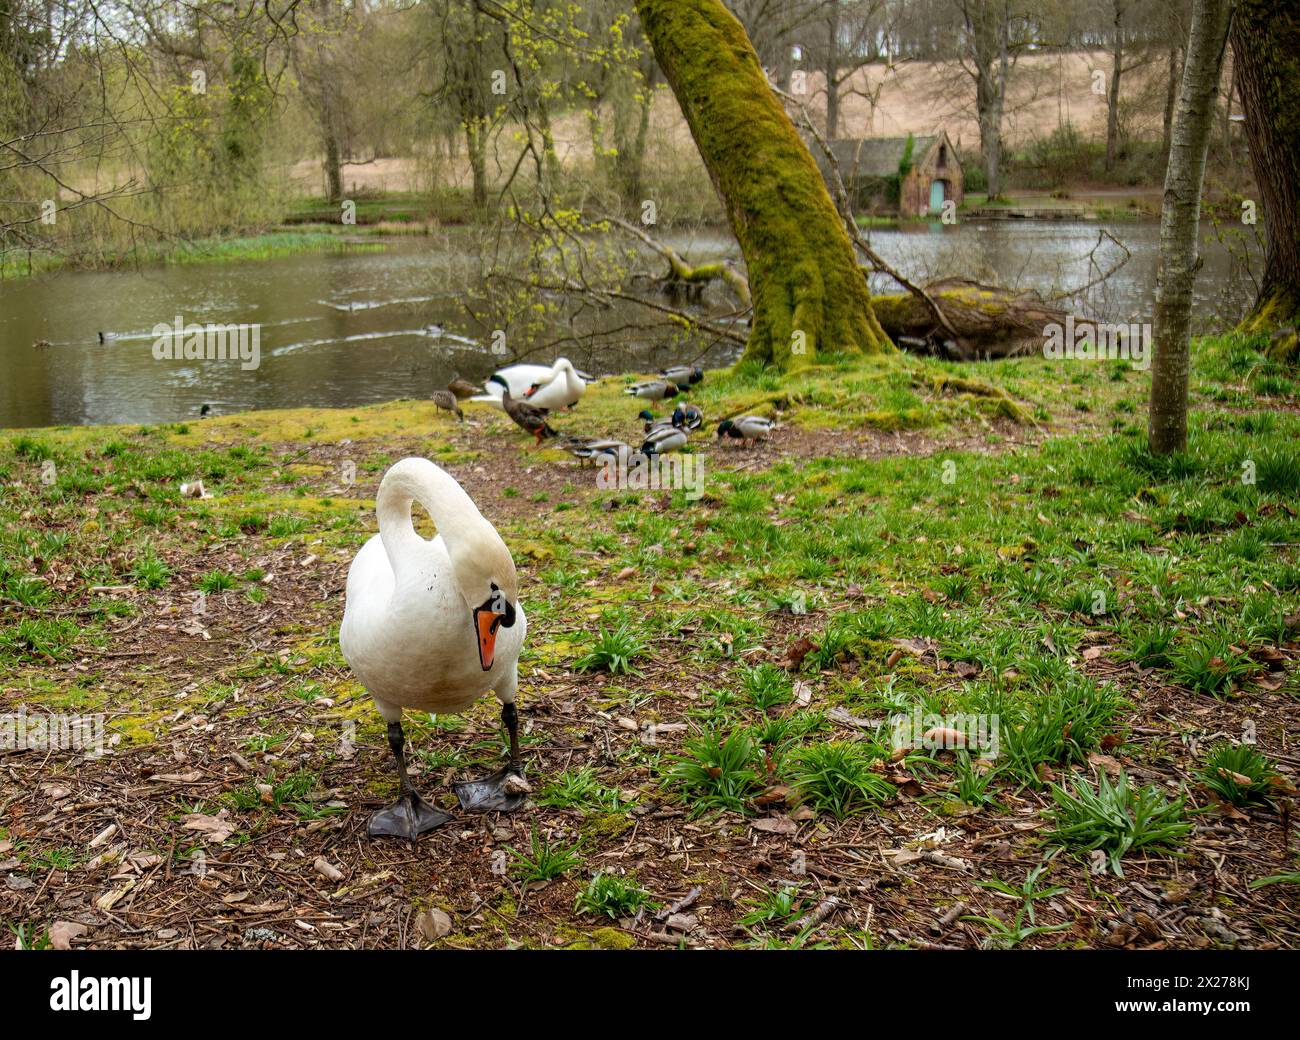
(0, 220, 1258, 429)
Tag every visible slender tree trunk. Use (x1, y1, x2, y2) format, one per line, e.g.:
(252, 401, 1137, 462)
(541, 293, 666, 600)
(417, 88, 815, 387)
(1162, 47, 1180, 157)
(535, 100, 561, 188)
(465, 118, 488, 209)
(323, 122, 343, 202)
(1231, 0, 1300, 353)
(634, 0, 891, 370)
(1221, 55, 1236, 156)
(611, 56, 655, 206)
(613, 69, 655, 207)
(964, 1, 1008, 199)
(1106, 7, 1124, 173)
(1148, 0, 1234, 456)
(824, 0, 841, 138)
(993, 8, 1011, 198)
(982, 58, 1005, 198)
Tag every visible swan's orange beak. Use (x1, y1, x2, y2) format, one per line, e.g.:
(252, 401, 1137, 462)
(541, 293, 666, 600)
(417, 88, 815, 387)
(475, 607, 503, 671)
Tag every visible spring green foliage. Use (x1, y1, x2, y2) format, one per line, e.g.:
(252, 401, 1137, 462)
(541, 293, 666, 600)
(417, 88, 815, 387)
(145, 45, 281, 237)
(574, 622, 647, 675)
(786, 741, 894, 818)
(963, 864, 1071, 949)
(666, 729, 762, 814)
(1196, 742, 1280, 806)
(575, 872, 657, 918)
(1047, 772, 1193, 876)
(507, 829, 584, 883)
(897, 133, 915, 177)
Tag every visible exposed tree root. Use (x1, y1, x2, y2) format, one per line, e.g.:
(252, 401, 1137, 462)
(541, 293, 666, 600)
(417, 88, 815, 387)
(912, 368, 1038, 425)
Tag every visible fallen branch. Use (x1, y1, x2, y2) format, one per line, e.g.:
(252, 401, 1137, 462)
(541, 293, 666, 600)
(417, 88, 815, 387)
(786, 895, 841, 934)
(605, 215, 752, 307)
(557, 277, 749, 346)
(873, 278, 1070, 359)
(1050, 228, 1133, 303)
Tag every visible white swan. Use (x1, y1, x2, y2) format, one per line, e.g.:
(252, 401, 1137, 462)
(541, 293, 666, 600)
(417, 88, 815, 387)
(340, 457, 529, 838)
(472, 357, 586, 411)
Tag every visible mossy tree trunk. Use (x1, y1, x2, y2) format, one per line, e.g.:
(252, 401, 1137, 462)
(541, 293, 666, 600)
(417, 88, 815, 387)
(633, 0, 891, 371)
(1148, 0, 1233, 456)
(1231, 0, 1300, 358)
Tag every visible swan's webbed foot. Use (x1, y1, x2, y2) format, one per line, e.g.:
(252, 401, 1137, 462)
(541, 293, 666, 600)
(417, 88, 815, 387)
(455, 701, 530, 812)
(454, 766, 530, 813)
(368, 790, 452, 839)
(368, 719, 452, 839)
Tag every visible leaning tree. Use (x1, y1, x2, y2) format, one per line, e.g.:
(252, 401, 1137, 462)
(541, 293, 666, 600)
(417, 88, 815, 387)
(633, 0, 893, 371)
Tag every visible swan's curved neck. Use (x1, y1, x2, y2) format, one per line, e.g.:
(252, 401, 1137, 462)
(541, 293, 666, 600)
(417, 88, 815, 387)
(375, 459, 485, 575)
(543, 358, 570, 385)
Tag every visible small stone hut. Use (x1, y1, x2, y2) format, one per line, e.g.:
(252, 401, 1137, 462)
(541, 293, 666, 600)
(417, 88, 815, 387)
(815, 131, 964, 217)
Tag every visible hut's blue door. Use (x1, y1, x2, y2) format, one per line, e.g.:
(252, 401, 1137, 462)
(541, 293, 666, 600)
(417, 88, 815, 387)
(929, 179, 947, 214)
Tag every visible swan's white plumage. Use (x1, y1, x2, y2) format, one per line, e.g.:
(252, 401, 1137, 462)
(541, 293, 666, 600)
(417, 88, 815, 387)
(471, 357, 585, 411)
(340, 457, 525, 723)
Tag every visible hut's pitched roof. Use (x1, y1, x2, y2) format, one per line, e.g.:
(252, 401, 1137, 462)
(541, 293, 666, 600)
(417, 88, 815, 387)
(822, 135, 937, 178)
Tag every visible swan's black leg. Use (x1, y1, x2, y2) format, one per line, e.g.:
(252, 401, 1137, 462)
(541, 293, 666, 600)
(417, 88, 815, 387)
(504, 701, 522, 773)
(453, 702, 529, 813)
(368, 719, 452, 840)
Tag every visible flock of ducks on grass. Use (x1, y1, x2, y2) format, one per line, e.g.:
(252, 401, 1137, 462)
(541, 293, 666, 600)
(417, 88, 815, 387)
(431, 356, 772, 460)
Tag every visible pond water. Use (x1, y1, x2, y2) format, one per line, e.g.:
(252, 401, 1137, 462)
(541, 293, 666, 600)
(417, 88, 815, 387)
(0, 219, 1258, 429)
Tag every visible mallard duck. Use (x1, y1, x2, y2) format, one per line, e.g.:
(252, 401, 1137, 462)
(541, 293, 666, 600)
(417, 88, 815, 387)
(642, 425, 688, 455)
(447, 374, 480, 400)
(624, 380, 680, 402)
(502, 387, 557, 444)
(98, 331, 116, 344)
(33, 339, 50, 350)
(474, 358, 585, 411)
(430, 389, 464, 421)
(671, 404, 704, 431)
(569, 438, 631, 466)
(717, 415, 772, 447)
(340, 458, 528, 838)
(662, 365, 704, 388)
(638, 408, 672, 434)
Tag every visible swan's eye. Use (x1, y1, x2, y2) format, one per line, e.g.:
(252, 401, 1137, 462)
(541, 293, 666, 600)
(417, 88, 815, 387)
(482, 585, 516, 628)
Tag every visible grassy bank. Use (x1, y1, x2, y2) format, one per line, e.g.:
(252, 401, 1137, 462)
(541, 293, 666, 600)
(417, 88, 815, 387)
(0, 230, 388, 280)
(280, 191, 473, 229)
(1, 337, 1298, 949)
